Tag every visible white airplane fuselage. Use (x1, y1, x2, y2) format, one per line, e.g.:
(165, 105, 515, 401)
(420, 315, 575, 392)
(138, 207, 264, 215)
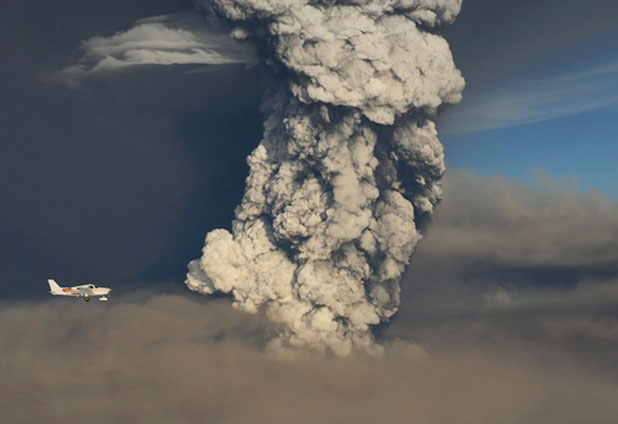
(48, 279, 111, 302)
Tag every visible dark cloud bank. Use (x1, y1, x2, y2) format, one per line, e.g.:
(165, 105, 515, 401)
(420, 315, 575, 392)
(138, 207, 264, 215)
(444, 0, 618, 87)
(2, 172, 618, 423)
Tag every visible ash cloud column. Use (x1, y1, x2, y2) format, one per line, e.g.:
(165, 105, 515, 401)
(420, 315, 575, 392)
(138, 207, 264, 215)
(187, 0, 465, 355)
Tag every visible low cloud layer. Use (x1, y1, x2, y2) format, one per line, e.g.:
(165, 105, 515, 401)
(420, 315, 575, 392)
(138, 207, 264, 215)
(389, 171, 618, 372)
(418, 170, 618, 268)
(59, 12, 257, 83)
(2, 292, 618, 424)
(3, 172, 618, 423)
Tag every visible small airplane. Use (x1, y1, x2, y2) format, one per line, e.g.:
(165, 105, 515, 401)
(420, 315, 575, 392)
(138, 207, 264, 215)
(47, 278, 111, 302)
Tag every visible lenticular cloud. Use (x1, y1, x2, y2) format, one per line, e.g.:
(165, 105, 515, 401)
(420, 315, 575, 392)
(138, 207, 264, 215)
(60, 12, 257, 83)
(187, 0, 465, 355)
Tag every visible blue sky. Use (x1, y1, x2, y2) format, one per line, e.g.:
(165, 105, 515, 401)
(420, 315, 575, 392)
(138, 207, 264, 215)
(442, 27, 618, 199)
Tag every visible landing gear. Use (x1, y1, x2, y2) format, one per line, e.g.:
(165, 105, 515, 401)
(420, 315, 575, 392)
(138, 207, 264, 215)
(84, 296, 90, 302)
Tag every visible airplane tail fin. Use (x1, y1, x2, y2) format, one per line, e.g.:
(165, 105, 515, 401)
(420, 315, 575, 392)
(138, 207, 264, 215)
(47, 278, 63, 294)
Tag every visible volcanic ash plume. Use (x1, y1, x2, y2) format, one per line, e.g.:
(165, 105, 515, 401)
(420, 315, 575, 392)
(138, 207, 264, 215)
(187, 0, 465, 355)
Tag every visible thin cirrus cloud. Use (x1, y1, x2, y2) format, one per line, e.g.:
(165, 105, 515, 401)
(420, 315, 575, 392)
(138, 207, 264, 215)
(58, 12, 258, 83)
(440, 60, 618, 135)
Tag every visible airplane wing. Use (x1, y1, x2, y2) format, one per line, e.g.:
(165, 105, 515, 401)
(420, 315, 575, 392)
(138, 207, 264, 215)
(69, 285, 100, 300)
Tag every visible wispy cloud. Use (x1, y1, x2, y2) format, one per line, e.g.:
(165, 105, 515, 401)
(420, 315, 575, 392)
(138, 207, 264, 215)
(440, 60, 618, 135)
(58, 12, 258, 84)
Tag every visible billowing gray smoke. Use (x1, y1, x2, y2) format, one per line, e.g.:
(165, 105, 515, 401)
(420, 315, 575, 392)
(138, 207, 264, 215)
(187, 0, 465, 355)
